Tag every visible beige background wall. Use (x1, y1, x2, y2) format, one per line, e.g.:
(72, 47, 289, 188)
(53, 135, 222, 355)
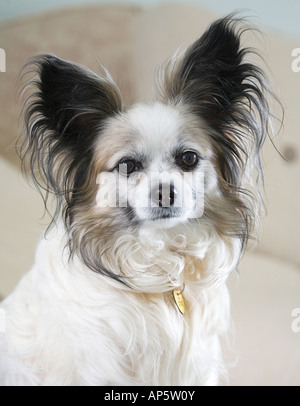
(0, 3, 299, 385)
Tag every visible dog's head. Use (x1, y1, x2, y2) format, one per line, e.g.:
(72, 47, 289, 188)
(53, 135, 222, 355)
(20, 16, 278, 285)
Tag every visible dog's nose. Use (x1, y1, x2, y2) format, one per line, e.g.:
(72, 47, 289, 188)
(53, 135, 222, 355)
(153, 182, 177, 207)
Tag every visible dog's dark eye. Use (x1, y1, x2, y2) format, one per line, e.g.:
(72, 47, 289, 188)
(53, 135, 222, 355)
(118, 160, 140, 176)
(177, 151, 199, 171)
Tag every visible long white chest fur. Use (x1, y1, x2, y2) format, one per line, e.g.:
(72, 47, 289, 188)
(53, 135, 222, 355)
(0, 225, 233, 386)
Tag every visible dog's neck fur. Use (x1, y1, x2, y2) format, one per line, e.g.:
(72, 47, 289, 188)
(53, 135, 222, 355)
(0, 223, 235, 385)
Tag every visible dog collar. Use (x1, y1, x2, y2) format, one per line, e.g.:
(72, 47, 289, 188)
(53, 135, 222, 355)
(172, 284, 185, 315)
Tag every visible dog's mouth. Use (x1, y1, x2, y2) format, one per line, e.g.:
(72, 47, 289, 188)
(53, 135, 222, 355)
(149, 207, 181, 221)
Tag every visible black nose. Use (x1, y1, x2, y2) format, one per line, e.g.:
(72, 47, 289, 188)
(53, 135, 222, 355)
(158, 181, 176, 207)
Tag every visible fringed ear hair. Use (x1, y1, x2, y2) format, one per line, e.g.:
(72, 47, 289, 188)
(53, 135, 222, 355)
(156, 15, 282, 246)
(156, 15, 272, 186)
(19, 54, 122, 224)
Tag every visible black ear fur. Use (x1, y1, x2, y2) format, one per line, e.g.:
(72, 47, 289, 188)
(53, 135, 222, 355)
(37, 55, 121, 137)
(158, 16, 263, 121)
(20, 54, 122, 221)
(157, 16, 274, 187)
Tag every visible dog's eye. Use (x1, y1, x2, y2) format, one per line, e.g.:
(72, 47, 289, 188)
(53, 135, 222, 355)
(118, 160, 140, 176)
(177, 151, 199, 171)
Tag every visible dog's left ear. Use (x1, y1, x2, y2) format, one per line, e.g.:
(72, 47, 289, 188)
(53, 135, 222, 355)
(156, 16, 273, 187)
(156, 16, 266, 123)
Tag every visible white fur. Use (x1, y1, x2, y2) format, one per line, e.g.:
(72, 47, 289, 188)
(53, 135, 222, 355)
(0, 103, 242, 386)
(0, 221, 239, 386)
(1, 39, 263, 384)
(97, 103, 216, 227)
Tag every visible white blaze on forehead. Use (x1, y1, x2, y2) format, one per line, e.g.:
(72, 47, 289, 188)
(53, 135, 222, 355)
(126, 102, 184, 158)
(96, 101, 213, 172)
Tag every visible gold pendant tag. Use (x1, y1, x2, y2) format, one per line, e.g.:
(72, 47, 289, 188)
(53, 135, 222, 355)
(172, 288, 185, 315)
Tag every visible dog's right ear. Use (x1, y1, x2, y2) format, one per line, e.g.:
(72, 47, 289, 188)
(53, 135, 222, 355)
(22, 54, 122, 153)
(20, 54, 122, 216)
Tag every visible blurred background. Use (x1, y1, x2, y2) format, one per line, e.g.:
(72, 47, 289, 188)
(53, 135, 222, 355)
(0, 0, 299, 386)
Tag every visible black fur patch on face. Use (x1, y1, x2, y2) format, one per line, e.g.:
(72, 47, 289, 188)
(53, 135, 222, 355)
(19, 55, 128, 283)
(20, 54, 122, 225)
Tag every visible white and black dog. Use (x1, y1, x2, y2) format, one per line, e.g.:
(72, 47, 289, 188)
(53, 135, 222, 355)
(0, 16, 279, 385)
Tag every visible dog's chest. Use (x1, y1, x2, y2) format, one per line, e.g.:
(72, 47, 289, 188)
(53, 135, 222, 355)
(72, 288, 211, 385)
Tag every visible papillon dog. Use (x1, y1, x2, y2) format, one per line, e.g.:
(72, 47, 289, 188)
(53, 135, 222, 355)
(0, 16, 278, 386)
